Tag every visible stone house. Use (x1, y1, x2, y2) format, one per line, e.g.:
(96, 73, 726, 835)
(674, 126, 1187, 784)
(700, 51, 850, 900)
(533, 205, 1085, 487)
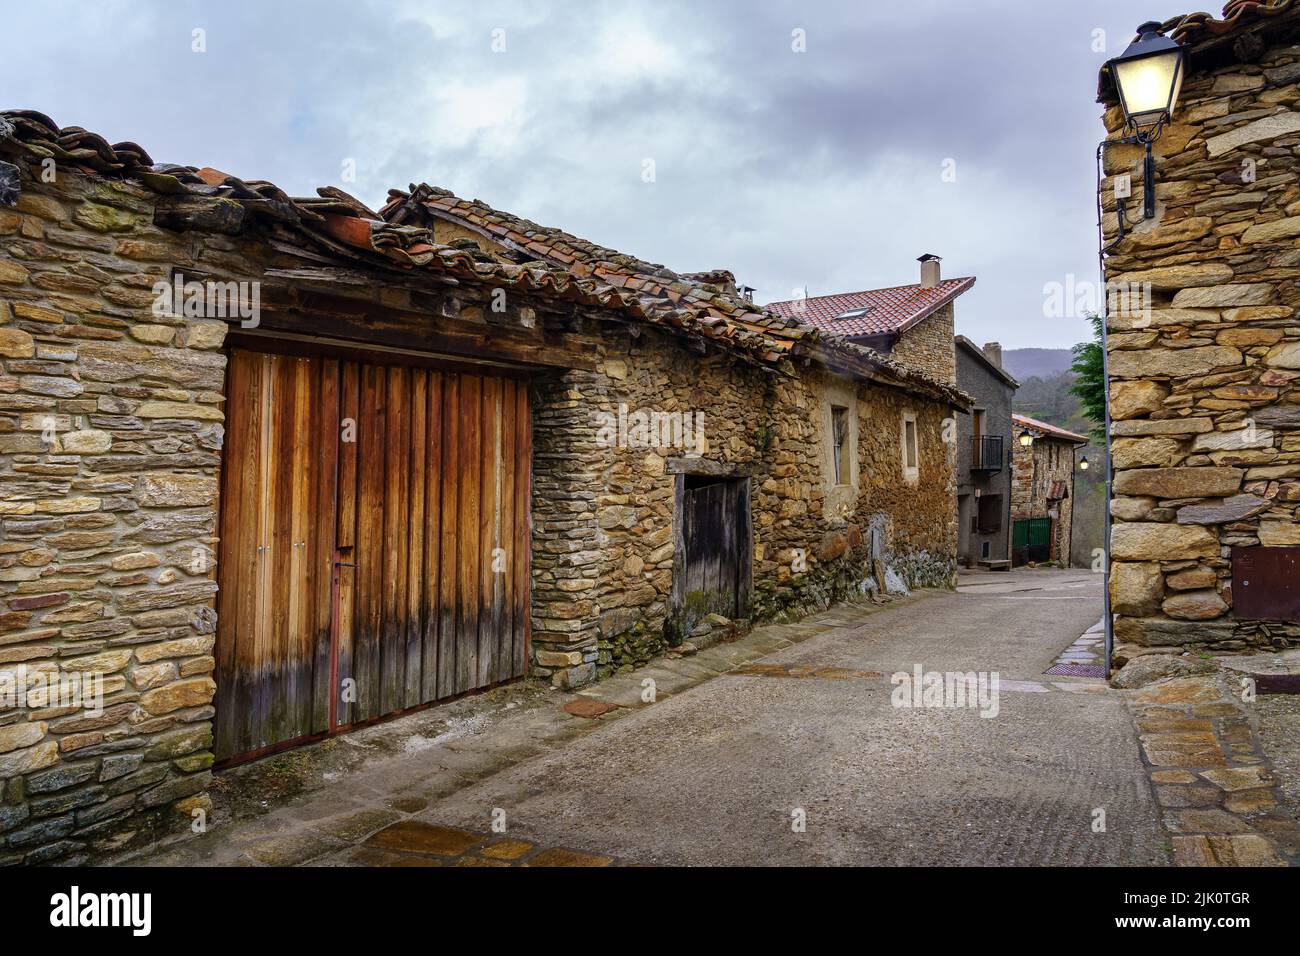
(955, 338, 1019, 568)
(1010, 414, 1087, 567)
(1097, 1, 1300, 663)
(0, 110, 969, 862)
(765, 254, 976, 385)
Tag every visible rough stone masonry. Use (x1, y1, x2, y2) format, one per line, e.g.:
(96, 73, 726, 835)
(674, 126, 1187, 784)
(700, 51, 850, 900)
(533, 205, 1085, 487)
(1099, 8, 1300, 665)
(0, 172, 224, 865)
(0, 110, 969, 864)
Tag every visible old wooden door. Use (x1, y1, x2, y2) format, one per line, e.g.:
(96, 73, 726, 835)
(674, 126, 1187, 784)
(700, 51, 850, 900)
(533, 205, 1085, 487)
(675, 475, 751, 619)
(215, 348, 530, 762)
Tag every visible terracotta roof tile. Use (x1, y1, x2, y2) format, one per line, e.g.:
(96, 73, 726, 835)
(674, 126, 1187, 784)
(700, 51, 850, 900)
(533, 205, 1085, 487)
(1013, 414, 1089, 445)
(384, 182, 972, 404)
(765, 278, 976, 338)
(0, 109, 972, 408)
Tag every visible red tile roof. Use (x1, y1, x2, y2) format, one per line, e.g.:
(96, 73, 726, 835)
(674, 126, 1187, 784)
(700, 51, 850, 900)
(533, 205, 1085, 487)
(764, 277, 976, 338)
(0, 109, 973, 408)
(1013, 414, 1089, 445)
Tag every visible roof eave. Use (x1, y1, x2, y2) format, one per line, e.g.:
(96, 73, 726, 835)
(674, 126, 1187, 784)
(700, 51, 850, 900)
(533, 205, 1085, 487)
(893, 276, 977, 336)
(801, 339, 974, 411)
(1013, 415, 1090, 445)
(955, 335, 1020, 389)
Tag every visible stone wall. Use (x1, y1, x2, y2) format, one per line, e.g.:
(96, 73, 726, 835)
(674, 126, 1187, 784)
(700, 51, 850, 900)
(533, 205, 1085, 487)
(1011, 437, 1078, 565)
(0, 168, 226, 865)
(890, 303, 957, 385)
(1099, 28, 1300, 658)
(0, 160, 558, 862)
(0, 155, 961, 862)
(528, 326, 959, 683)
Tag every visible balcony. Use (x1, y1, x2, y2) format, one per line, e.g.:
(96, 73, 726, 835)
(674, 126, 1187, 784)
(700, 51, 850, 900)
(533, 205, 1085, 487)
(971, 435, 1005, 473)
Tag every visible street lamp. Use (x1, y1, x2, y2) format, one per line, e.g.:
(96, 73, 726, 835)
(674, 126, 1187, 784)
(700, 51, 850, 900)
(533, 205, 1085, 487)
(1079, 455, 1089, 471)
(1107, 21, 1186, 219)
(1096, 20, 1186, 675)
(1018, 431, 1034, 448)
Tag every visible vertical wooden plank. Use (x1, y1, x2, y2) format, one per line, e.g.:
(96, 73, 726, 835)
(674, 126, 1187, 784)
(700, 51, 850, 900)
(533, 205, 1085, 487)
(494, 379, 516, 684)
(216, 350, 262, 760)
(710, 485, 723, 611)
(285, 356, 313, 741)
(720, 481, 739, 617)
(736, 478, 753, 618)
(310, 358, 340, 734)
(355, 363, 386, 721)
(478, 376, 499, 689)
(437, 374, 460, 698)
(263, 354, 297, 747)
(712, 484, 725, 613)
(250, 352, 273, 750)
(684, 488, 704, 599)
(405, 368, 427, 709)
(248, 352, 275, 753)
(457, 375, 482, 694)
(335, 361, 359, 727)
(381, 365, 409, 715)
(512, 380, 530, 680)
(421, 372, 443, 703)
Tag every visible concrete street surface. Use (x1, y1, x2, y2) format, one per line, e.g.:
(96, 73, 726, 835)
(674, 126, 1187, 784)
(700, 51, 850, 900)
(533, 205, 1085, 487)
(133, 567, 1167, 867)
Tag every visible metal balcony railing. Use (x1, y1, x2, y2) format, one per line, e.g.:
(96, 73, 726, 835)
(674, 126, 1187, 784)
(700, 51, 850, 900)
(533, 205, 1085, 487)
(971, 435, 1005, 473)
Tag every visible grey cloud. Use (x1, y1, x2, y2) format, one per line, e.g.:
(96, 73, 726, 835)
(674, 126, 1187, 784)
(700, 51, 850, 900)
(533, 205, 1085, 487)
(1, 0, 1195, 348)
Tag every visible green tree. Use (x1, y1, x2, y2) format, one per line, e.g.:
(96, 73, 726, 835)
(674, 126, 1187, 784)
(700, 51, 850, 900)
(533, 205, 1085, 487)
(1069, 314, 1106, 444)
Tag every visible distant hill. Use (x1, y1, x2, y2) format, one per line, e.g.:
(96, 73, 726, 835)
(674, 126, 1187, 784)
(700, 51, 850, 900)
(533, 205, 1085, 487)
(1003, 348, 1073, 382)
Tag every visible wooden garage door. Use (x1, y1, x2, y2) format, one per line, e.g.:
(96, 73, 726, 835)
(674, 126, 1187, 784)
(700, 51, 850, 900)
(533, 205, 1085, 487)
(215, 348, 530, 762)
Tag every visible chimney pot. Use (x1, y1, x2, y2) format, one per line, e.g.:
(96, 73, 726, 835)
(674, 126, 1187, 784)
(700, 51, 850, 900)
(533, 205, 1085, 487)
(918, 253, 941, 289)
(982, 342, 1002, 369)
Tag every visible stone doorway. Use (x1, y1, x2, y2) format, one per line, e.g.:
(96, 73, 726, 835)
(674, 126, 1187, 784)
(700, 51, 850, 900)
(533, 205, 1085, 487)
(671, 471, 752, 625)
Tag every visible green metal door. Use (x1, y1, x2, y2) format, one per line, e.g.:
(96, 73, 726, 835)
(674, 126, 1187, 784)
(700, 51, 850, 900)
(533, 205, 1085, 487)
(1012, 518, 1051, 566)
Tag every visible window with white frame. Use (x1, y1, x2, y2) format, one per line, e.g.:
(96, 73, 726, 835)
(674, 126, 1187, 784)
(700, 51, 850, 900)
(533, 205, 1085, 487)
(830, 405, 849, 485)
(902, 411, 919, 481)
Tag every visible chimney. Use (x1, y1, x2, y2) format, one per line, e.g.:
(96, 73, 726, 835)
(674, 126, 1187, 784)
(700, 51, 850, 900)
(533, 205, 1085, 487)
(918, 253, 941, 289)
(982, 342, 1003, 369)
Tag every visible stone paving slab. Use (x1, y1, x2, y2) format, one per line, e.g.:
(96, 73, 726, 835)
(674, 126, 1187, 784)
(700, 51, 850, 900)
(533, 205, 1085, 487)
(313, 821, 619, 868)
(1124, 672, 1300, 867)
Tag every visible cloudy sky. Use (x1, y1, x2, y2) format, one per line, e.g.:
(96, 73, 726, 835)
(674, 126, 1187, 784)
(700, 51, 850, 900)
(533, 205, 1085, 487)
(3, 0, 1198, 349)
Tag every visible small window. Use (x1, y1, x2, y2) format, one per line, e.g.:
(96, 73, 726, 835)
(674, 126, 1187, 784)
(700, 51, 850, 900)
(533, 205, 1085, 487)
(834, 307, 873, 321)
(831, 405, 849, 485)
(903, 418, 918, 471)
